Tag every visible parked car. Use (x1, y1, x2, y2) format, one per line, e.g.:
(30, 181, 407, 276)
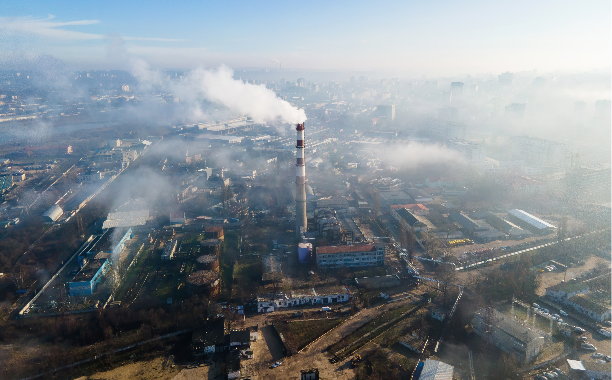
(598, 329, 611, 338)
(581, 343, 596, 351)
(554, 368, 564, 376)
(559, 310, 568, 316)
(592, 353, 604, 359)
(575, 326, 586, 333)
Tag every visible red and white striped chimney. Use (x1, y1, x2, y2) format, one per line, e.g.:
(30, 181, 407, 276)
(295, 123, 307, 236)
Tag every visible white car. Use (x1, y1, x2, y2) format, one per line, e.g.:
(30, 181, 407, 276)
(582, 343, 596, 351)
(598, 329, 611, 338)
(559, 310, 568, 316)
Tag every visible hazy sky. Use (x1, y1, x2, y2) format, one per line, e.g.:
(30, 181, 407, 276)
(1, 0, 610, 75)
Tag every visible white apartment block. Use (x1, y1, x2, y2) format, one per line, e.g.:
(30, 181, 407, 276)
(446, 139, 486, 164)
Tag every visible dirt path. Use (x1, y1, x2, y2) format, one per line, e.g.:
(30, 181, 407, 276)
(244, 298, 417, 380)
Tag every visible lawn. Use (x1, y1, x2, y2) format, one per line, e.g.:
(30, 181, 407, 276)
(274, 318, 345, 353)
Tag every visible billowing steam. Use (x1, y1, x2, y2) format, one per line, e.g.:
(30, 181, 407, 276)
(128, 58, 306, 125)
(378, 142, 466, 169)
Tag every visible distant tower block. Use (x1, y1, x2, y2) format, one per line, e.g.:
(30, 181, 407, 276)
(296, 123, 307, 237)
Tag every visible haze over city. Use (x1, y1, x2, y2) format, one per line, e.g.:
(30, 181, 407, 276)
(0, 1, 610, 380)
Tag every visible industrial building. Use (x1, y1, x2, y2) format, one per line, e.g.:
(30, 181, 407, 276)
(257, 286, 351, 313)
(473, 308, 545, 363)
(391, 207, 433, 232)
(87, 228, 133, 257)
(507, 209, 555, 234)
(162, 239, 178, 260)
(378, 190, 412, 208)
(69, 258, 111, 296)
(42, 204, 63, 223)
(316, 243, 385, 268)
(416, 359, 454, 380)
(103, 209, 149, 229)
(69, 228, 133, 296)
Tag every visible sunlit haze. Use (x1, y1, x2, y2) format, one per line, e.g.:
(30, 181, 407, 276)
(1, 0, 610, 75)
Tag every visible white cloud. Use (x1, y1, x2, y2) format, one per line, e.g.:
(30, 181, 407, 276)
(0, 15, 184, 42)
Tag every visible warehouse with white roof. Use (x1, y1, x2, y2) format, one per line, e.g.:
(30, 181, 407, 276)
(507, 209, 555, 234)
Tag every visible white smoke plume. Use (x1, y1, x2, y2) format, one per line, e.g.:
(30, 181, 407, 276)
(128, 57, 306, 125)
(377, 142, 466, 169)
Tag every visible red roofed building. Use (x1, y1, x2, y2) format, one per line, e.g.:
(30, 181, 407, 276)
(316, 243, 385, 268)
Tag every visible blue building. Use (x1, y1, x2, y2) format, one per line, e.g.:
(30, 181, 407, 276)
(69, 258, 111, 296)
(70, 228, 133, 296)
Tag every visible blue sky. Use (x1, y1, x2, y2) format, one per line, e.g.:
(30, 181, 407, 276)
(1, 0, 610, 75)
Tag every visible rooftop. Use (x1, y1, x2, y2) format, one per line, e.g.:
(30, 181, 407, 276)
(72, 258, 107, 283)
(317, 243, 382, 255)
(419, 359, 454, 380)
(569, 292, 611, 314)
(475, 308, 545, 344)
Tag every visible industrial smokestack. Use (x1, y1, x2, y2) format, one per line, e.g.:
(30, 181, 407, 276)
(296, 123, 307, 237)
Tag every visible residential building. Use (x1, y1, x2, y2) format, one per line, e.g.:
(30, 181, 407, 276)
(316, 244, 385, 268)
(511, 136, 571, 168)
(376, 104, 395, 120)
(446, 139, 486, 164)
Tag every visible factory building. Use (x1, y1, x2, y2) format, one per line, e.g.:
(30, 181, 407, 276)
(391, 208, 432, 232)
(42, 204, 63, 223)
(162, 239, 179, 260)
(507, 209, 555, 234)
(316, 243, 385, 268)
(473, 308, 545, 363)
(257, 286, 351, 313)
(69, 258, 111, 296)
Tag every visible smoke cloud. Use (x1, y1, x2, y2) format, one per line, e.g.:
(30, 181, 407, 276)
(377, 142, 466, 170)
(126, 57, 306, 125)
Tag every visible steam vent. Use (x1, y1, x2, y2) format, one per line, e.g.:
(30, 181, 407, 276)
(295, 122, 307, 237)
